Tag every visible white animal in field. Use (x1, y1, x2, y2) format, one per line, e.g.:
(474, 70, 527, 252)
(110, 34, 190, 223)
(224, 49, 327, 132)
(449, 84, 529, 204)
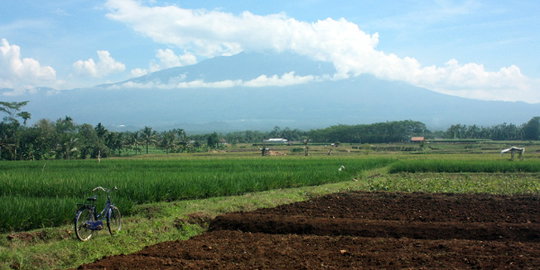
(500, 146, 525, 160)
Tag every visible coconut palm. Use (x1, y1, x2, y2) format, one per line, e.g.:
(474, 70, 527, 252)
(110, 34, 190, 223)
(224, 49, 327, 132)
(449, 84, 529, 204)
(140, 126, 157, 154)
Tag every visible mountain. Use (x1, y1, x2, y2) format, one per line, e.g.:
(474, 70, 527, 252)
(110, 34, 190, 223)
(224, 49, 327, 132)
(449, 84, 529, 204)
(107, 51, 336, 86)
(2, 52, 539, 132)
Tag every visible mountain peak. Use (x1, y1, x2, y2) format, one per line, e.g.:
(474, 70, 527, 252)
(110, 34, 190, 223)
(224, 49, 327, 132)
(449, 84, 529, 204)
(3, 52, 539, 132)
(116, 52, 336, 86)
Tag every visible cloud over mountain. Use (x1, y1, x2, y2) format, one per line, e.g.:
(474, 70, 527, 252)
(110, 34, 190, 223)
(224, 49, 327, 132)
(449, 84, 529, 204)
(105, 0, 539, 103)
(0, 38, 57, 92)
(130, 49, 197, 77)
(5, 52, 539, 132)
(114, 71, 319, 89)
(73, 50, 126, 78)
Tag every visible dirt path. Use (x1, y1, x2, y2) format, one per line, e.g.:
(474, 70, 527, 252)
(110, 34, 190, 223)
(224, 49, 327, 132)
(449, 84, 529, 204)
(78, 192, 540, 269)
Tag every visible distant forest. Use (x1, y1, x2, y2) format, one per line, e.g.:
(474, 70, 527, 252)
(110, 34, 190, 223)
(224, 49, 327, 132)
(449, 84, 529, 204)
(1, 101, 539, 160)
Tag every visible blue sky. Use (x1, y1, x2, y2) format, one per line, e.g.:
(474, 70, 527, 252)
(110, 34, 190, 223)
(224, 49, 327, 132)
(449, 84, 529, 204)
(1, 0, 539, 102)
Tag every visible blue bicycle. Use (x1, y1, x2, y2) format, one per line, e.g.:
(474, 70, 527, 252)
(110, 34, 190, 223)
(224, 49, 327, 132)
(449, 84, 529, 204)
(74, 186, 122, 241)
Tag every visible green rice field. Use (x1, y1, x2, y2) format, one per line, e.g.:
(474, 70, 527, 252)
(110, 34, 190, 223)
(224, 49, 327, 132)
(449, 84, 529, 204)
(0, 157, 393, 232)
(389, 159, 540, 173)
(2, 141, 540, 234)
(367, 172, 540, 194)
(2, 148, 540, 270)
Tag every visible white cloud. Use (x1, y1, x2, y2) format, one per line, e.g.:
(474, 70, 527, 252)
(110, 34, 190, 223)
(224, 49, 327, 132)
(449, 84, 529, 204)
(0, 38, 57, 92)
(243, 72, 317, 87)
(155, 49, 197, 69)
(105, 0, 540, 103)
(73, 50, 125, 78)
(130, 68, 148, 77)
(110, 72, 318, 89)
(130, 48, 197, 77)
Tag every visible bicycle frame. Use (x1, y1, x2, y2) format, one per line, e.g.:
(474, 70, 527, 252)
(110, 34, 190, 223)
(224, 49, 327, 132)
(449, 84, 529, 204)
(94, 194, 114, 222)
(75, 186, 121, 241)
(77, 187, 116, 231)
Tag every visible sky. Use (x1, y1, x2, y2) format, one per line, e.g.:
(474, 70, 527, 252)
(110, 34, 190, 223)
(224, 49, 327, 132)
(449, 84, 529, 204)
(1, 0, 539, 103)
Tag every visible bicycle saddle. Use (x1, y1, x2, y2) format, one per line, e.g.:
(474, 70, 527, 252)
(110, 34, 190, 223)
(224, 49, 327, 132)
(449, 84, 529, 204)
(86, 195, 97, 201)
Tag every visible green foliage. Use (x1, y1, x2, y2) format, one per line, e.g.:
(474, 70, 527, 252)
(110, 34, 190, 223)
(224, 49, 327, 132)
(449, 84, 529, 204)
(3, 109, 540, 161)
(0, 196, 81, 232)
(158, 129, 188, 153)
(366, 172, 540, 194)
(206, 132, 220, 149)
(289, 147, 304, 153)
(523, 116, 540, 140)
(0, 101, 28, 117)
(222, 130, 267, 144)
(308, 120, 427, 143)
(444, 120, 531, 141)
(140, 126, 157, 154)
(268, 126, 305, 141)
(218, 127, 306, 144)
(389, 159, 540, 173)
(0, 157, 393, 232)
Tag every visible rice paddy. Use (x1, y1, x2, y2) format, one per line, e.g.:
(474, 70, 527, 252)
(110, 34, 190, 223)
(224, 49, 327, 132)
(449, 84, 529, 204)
(2, 140, 540, 234)
(389, 159, 540, 173)
(0, 157, 393, 232)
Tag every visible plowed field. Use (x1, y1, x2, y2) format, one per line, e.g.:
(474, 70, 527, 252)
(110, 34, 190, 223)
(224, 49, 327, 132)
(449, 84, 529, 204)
(78, 192, 540, 269)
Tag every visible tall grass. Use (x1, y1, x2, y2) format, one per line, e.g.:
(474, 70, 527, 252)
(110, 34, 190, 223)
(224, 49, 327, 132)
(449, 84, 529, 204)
(0, 196, 81, 232)
(389, 159, 540, 173)
(0, 157, 393, 232)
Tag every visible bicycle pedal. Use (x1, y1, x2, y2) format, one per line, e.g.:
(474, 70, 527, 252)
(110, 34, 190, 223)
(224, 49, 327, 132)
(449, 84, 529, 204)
(86, 221, 104, 231)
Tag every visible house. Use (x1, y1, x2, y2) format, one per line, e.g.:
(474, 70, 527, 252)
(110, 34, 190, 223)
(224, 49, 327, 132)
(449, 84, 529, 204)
(263, 138, 288, 144)
(410, 137, 425, 143)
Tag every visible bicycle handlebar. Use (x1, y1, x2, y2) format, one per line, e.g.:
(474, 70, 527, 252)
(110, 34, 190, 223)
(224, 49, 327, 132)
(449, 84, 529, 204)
(92, 186, 108, 192)
(92, 186, 119, 192)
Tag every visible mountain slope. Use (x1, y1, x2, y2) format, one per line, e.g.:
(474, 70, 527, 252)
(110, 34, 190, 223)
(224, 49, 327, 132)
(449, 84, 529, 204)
(107, 52, 336, 86)
(2, 53, 538, 132)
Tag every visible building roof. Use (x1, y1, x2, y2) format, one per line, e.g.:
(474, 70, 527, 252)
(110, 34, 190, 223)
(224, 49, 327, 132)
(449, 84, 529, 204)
(265, 138, 288, 142)
(263, 138, 288, 143)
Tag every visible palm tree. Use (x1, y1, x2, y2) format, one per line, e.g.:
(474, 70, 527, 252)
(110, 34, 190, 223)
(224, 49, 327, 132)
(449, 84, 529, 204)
(0, 101, 28, 116)
(174, 129, 188, 152)
(140, 127, 157, 154)
(16, 111, 31, 125)
(57, 136, 79, 159)
(159, 131, 176, 154)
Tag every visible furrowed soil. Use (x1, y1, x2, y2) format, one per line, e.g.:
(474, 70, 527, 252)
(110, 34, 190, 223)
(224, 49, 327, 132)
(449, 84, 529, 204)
(79, 192, 540, 269)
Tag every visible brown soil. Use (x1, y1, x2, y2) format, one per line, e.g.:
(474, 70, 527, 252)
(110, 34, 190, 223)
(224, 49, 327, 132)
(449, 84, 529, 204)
(78, 191, 540, 269)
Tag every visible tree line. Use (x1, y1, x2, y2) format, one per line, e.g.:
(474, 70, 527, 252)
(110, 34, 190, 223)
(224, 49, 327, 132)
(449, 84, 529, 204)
(1, 101, 539, 160)
(0, 101, 198, 160)
(443, 118, 540, 141)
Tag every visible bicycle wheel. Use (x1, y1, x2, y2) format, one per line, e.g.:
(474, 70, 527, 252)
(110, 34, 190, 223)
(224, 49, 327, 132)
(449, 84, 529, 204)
(74, 207, 95, 241)
(107, 205, 122, 235)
